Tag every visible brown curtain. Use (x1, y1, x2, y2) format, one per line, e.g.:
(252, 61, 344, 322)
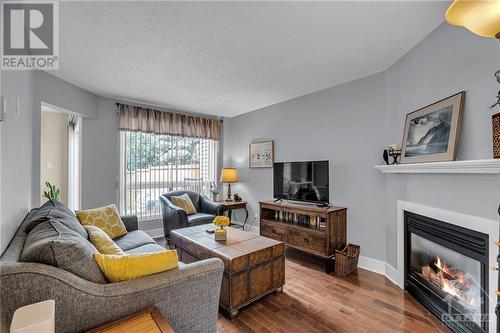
(118, 104, 221, 140)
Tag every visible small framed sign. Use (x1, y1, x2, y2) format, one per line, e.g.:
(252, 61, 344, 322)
(249, 141, 274, 168)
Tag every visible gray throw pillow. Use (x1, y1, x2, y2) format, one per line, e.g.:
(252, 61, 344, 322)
(21, 220, 107, 284)
(25, 200, 88, 239)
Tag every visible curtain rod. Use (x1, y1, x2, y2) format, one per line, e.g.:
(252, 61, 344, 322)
(115, 102, 222, 122)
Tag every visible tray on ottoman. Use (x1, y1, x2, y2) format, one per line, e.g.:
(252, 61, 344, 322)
(170, 225, 285, 317)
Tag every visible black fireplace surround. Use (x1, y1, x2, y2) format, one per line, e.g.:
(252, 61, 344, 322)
(404, 211, 489, 333)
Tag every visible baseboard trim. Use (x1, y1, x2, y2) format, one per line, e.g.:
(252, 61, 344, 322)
(358, 255, 386, 275)
(358, 256, 401, 289)
(384, 263, 401, 288)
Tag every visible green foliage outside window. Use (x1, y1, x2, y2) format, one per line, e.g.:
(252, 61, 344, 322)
(125, 132, 202, 171)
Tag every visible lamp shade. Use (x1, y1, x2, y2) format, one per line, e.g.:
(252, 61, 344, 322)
(220, 168, 238, 183)
(446, 0, 500, 38)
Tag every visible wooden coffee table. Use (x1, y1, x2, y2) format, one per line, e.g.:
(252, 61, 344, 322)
(170, 225, 285, 317)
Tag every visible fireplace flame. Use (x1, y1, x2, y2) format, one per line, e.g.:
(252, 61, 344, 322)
(469, 296, 477, 309)
(434, 256, 453, 277)
(419, 256, 478, 311)
(441, 278, 461, 299)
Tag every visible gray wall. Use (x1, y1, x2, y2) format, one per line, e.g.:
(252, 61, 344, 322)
(1, 71, 36, 253)
(223, 23, 500, 266)
(382, 24, 500, 268)
(81, 97, 119, 209)
(1, 70, 146, 254)
(1, 70, 98, 253)
(224, 72, 388, 261)
(32, 71, 98, 205)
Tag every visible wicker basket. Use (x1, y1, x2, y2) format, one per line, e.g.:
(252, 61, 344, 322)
(334, 244, 360, 276)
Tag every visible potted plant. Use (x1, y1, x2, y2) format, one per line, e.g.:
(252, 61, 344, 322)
(43, 182, 60, 201)
(209, 181, 220, 201)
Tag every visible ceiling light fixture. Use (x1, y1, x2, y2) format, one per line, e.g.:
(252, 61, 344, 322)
(446, 0, 500, 39)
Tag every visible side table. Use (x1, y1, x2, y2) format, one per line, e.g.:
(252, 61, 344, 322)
(218, 200, 248, 230)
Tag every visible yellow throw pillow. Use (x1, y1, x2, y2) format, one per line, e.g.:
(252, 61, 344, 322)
(84, 225, 124, 255)
(76, 204, 127, 239)
(94, 250, 179, 282)
(170, 193, 197, 215)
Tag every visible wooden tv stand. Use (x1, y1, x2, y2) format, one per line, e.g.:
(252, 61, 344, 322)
(259, 200, 347, 273)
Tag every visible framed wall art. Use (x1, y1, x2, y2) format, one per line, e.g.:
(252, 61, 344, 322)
(401, 91, 465, 164)
(249, 141, 274, 168)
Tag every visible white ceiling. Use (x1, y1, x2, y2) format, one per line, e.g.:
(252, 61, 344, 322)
(52, 1, 448, 117)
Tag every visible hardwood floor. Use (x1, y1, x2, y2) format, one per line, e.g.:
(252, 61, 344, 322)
(217, 248, 450, 333)
(156, 238, 450, 332)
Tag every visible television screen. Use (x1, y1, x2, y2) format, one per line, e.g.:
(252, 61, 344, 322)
(273, 161, 329, 204)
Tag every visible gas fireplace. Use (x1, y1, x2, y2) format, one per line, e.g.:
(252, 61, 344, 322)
(404, 211, 488, 333)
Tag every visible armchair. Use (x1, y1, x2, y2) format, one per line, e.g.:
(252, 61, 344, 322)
(160, 190, 224, 241)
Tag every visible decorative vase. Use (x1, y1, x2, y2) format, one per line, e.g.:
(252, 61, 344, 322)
(215, 227, 227, 241)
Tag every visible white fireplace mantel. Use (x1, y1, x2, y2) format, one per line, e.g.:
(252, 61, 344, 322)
(374, 159, 500, 174)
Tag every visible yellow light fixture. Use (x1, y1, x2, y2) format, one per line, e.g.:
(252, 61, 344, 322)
(445, 0, 500, 39)
(220, 168, 238, 200)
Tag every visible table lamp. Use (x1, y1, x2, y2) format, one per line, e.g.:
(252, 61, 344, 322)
(220, 168, 238, 201)
(446, 0, 500, 158)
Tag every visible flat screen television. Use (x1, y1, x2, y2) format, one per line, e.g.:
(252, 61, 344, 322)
(273, 160, 329, 204)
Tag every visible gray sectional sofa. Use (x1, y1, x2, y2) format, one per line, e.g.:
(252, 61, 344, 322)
(0, 201, 224, 333)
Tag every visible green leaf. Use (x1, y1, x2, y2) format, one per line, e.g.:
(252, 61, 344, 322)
(43, 182, 60, 201)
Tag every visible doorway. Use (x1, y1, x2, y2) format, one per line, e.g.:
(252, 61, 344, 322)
(40, 103, 81, 210)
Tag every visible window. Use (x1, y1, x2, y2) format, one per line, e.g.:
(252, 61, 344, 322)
(119, 131, 218, 223)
